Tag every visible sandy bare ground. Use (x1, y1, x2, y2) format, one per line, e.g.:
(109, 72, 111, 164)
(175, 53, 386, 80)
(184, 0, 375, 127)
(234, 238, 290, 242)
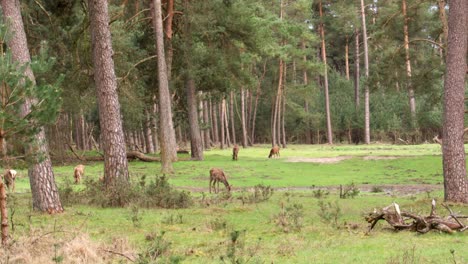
(286, 155, 403, 163)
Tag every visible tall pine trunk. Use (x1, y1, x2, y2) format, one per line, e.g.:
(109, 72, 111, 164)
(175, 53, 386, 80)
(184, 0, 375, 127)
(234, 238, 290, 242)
(240, 88, 248, 148)
(186, 79, 203, 160)
(203, 100, 211, 149)
(152, 0, 178, 173)
(319, 0, 333, 144)
(360, 0, 370, 144)
(442, 0, 468, 203)
(402, 0, 416, 120)
(89, 0, 129, 187)
(354, 29, 360, 107)
(229, 91, 236, 144)
(220, 100, 225, 149)
(1, 0, 64, 213)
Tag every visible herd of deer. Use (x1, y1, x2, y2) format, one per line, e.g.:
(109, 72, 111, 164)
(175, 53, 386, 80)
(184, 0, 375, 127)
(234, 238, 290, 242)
(0, 146, 280, 195)
(210, 145, 280, 193)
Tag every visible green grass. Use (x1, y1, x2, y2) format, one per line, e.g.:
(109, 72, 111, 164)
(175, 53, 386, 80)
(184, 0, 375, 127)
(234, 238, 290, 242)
(4, 144, 468, 263)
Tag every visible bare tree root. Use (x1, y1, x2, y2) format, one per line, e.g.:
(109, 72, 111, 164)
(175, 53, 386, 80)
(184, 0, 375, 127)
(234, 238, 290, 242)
(365, 200, 466, 234)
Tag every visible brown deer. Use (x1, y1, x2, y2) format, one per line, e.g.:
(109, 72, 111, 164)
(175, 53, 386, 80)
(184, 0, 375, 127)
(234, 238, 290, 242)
(209, 168, 231, 193)
(74, 164, 85, 184)
(3, 169, 17, 192)
(232, 144, 239, 161)
(268, 146, 280, 158)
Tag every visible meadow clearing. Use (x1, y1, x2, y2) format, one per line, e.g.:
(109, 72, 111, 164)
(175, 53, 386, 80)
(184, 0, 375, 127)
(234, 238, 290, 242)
(2, 144, 467, 263)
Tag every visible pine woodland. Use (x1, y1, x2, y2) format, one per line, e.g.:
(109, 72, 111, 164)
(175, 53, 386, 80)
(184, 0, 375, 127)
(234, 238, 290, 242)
(0, 0, 466, 213)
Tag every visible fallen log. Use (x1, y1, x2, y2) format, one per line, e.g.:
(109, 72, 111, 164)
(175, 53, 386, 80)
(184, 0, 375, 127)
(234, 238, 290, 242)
(365, 200, 466, 234)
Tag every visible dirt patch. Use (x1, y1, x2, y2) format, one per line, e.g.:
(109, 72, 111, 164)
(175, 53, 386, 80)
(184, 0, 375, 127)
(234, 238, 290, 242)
(286, 156, 353, 163)
(363, 156, 399, 160)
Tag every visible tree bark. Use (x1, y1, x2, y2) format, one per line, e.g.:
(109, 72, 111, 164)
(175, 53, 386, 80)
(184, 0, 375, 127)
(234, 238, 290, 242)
(186, 79, 204, 160)
(0, 183, 7, 246)
(437, 0, 448, 49)
(360, 0, 370, 144)
(442, 0, 468, 203)
(89, 0, 129, 187)
(203, 99, 211, 148)
(152, 0, 178, 173)
(144, 109, 155, 153)
(354, 29, 360, 107)
(1, 0, 63, 213)
(229, 91, 236, 144)
(151, 98, 160, 153)
(402, 0, 416, 120)
(319, 0, 333, 144)
(345, 36, 350, 80)
(240, 87, 248, 148)
(224, 99, 231, 147)
(210, 98, 219, 145)
(220, 100, 225, 149)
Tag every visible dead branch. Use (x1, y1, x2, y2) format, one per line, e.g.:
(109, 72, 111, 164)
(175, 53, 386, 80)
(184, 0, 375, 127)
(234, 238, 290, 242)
(365, 201, 466, 234)
(101, 248, 135, 262)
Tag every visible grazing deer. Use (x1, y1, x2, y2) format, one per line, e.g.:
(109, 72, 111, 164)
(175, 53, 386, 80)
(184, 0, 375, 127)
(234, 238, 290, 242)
(209, 168, 231, 193)
(232, 144, 239, 161)
(3, 169, 17, 192)
(74, 164, 85, 184)
(268, 146, 280, 158)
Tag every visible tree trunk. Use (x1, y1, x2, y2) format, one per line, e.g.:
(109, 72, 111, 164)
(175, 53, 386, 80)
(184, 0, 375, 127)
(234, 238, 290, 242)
(360, 0, 370, 144)
(224, 99, 231, 147)
(281, 62, 286, 148)
(144, 109, 155, 153)
(164, 0, 174, 79)
(151, 99, 160, 153)
(186, 78, 204, 160)
(442, 0, 468, 203)
(437, 0, 448, 50)
(89, 0, 129, 187)
(0, 183, 6, 246)
(345, 36, 350, 80)
(319, 0, 333, 144)
(211, 98, 219, 145)
(203, 100, 211, 148)
(402, 0, 416, 120)
(198, 92, 205, 149)
(152, 0, 178, 173)
(354, 28, 360, 107)
(272, 59, 283, 147)
(240, 87, 248, 148)
(220, 100, 225, 149)
(230, 91, 236, 144)
(1, 0, 63, 213)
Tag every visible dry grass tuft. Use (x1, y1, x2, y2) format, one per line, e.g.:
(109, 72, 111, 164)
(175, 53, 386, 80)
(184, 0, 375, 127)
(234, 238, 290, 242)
(0, 229, 136, 263)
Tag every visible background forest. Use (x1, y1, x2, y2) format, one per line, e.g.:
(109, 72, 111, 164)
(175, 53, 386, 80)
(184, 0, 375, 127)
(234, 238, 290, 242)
(1, 0, 452, 160)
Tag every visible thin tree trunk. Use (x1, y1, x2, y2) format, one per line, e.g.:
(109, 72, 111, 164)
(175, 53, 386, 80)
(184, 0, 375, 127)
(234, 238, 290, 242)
(229, 91, 236, 144)
(0, 183, 6, 246)
(345, 36, 350, 80)
(1, 0, 63, 213)
(152, 0, 178, 173)
(198, 92, 205, 149)
(437, 0, 448, 48)
(251, 62, 266, 145)
(224, 99, 231, 147)
(220, 100, 225, 149)
(186, 79, 204, 160)
(151, 99, 160, 153)
(164, 0, 174, 79)
(319, 0, 333, 144)
(211, 98, 219, 145)
(360, 0, 370, 144)
(442, 0, 468, 203)
(203, 100, 211, 148)
(354, 28, 360, 107)
(402, 0, 416, 120)
(240, 87, 248, 148)
(281, 85, 287, 148)
(144, 109, 155, 153)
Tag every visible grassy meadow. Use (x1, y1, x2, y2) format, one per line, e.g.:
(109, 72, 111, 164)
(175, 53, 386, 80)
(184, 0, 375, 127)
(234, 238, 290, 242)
(3, 144, 467, 263)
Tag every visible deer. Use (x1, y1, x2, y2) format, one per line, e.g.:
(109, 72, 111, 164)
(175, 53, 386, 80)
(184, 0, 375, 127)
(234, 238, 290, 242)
(209, 168, 231, 193)
(268, 145, 280, 158)
(3, 169, 17, 192)
(74, 164, 85, 184)
(232, 144, 239, 161)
